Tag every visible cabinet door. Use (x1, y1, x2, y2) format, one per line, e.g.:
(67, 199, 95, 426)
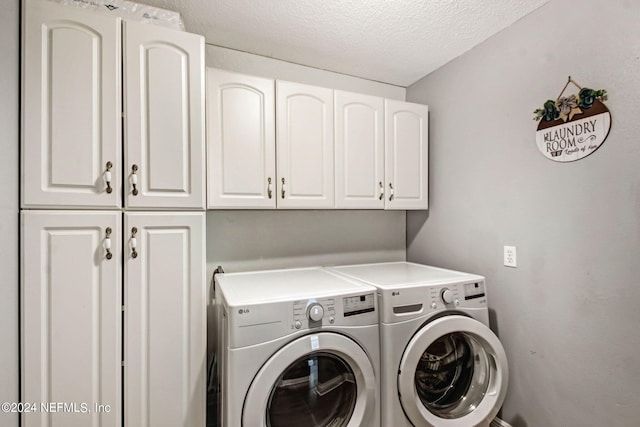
(124, 22, 205, 210)
(22, 211, 122, 427)
(335, 90, 385, 209)
(125, 212, 206, 427)
(207, 69, 276, 208)
(385, 100, 429, 210)
(22, 0, 121, 209)
(276, 81, 334, 209)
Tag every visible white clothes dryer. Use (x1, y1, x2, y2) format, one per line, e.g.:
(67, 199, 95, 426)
(215, 267, 380, 427)
(328, 262, 508, 427)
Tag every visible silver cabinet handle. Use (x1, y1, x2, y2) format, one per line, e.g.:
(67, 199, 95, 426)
(281, 177, 286, 199)
(130, 227, 138, 259)
(105, 227, 113, 260)
(379, 181, 384, 200)
(268, 177, 273, 199)
(131, 164, 139, 196)
(105, 162, 113, 194)
(389, 183, 394, 201)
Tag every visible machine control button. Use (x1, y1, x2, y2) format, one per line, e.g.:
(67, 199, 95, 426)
(307, 303, 324, 322)
(430, 302, 437, 309)
(455, 299, 460, 306)
(294, 321, 302, 329)
(441, 289, 454, 304)
(329, 316, 335, 324)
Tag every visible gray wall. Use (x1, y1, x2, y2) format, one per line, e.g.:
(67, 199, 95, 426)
(206, 44, 406, 100)
(206, 210, 406, 278)
(406, 0, 640, 426)
(0, 1, 20, 427)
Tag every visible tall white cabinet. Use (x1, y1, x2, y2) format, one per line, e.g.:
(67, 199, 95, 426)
(123, 22, 205, 210)
(21, 1, 206, 426)
(22, 0, 205, 210)
(22, 1, 122, 209)
(124, 213, 205, 427)
(22, 211, 122, 427)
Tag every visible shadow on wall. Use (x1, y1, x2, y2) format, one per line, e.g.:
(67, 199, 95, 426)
(509, 414, 528, 427)
(488, 308, 501, 338)
(406, 210, 429, 248)
(489, 309, 528, 427)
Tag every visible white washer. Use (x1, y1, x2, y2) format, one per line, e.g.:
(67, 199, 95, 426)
(216, 267, 380, 427)
(328, 262, 508, 427)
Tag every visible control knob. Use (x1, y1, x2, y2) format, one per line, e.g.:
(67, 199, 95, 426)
(307, 302, 324, 322)
(441, 289, 454, 304)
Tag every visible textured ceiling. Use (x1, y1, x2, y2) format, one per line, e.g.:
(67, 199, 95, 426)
(137, 0, 550, 87)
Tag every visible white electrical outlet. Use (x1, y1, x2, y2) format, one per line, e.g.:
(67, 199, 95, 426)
(504, 246, 517, 268)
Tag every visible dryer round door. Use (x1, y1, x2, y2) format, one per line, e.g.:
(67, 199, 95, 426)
(398, 315, 508, 427)
(243, 332, 377, 427)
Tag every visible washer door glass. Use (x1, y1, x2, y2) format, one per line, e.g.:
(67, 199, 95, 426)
(397, 315, 508, 427)
(266, 352, 356, 427)
(415, 332, 489, 419)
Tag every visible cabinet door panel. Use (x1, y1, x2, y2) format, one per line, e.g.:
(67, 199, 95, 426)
(125, 22, 205, 209)
(22, 211, 122, 427)
(125, 212, 206, 427)
(335, 91, 384, 209)
(276, 81, 334, 209)
(207, 69, 276, 208)
(385, 100, 429, 210)
(22, 0, 121, 208)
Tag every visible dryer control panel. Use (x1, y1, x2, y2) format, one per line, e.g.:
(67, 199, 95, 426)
(384, 280, 487, 323)
(428, 281, 486, 308)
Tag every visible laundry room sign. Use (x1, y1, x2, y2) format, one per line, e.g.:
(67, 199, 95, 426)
(533, 77, 611, 162)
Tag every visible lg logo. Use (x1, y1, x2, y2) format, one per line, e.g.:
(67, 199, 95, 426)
(238, 308, 250, 315)
(392, 291, 400, 296)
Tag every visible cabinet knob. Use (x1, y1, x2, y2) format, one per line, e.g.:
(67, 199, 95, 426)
(105, 227, 113, 260)
(105, 162, 113, 194)
(130, 227, 138, 259)
(379, 181, 384, 200)
(131, 164, 139, 196)
(389, 182, 394, 201)
(268, 177, 273, 199)
(281, 177, 286, 199)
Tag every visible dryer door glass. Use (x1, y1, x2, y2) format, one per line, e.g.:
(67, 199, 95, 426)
(266, 352, 356, 427)
(414, 332, 490, 419)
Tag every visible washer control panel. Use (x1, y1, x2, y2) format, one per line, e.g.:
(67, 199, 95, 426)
(293, 298, 335, 328)
(291, 292, 376, 329)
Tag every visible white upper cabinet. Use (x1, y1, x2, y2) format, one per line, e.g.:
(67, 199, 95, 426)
(22, 0, 122, 209)
(22, 0, 205, 210)
(22, 210, 122, 427)
(384, 99, 429, 210)
(124, 22, 205, 210)
(207, 69, 276, 209)
(204, 68, 429, 211)
(335, 90, 385, 209)
(276, 81, 335, 209)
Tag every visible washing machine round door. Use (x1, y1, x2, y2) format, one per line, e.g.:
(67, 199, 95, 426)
(398, 315, 508, 427)
(243, 332, 376, 427)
